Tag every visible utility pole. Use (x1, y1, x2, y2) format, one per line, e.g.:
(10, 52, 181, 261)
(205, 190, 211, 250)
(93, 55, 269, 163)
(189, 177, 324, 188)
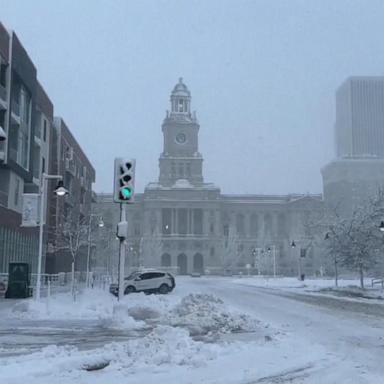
(117, 204, 127, 301)
(36, 174, 68, 301)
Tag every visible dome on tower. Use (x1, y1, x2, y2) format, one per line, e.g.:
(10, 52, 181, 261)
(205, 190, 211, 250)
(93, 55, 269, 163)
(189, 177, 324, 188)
(171, 77, 191, 97)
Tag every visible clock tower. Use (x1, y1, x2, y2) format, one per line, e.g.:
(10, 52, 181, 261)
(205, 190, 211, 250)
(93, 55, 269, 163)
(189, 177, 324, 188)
(158, 78, 204, 187)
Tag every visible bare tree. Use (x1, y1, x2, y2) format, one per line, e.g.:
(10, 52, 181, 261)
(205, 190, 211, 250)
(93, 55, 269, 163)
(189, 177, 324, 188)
(325, 189, 384, 288)
(56, 216, 89, 297)
(222, 224, 241, 273)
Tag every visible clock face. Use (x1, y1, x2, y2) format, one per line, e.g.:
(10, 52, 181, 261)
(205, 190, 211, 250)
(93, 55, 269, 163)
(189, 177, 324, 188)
(175, 132, 187, 144)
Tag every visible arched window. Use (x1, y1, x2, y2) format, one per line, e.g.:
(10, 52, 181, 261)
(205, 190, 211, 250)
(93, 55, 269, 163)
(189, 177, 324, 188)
(161, 253, 171, 267)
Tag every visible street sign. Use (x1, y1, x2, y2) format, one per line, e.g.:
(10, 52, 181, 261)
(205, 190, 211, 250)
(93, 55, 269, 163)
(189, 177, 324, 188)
(21, 194, 39, 227)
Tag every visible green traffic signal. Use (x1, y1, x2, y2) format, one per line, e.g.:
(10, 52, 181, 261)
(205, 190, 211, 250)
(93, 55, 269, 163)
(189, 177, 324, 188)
(121, 187, 132, 199)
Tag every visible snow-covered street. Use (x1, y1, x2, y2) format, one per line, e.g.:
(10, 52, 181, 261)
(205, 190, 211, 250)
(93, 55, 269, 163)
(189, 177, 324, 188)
(1, 276, 384, 383)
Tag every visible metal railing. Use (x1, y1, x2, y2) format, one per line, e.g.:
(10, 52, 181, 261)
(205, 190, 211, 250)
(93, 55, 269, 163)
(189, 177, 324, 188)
(371, 278, 384, 288)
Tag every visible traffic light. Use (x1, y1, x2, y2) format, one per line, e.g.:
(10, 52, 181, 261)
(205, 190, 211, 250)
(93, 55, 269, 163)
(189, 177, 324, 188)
(114, 158, 135, 203)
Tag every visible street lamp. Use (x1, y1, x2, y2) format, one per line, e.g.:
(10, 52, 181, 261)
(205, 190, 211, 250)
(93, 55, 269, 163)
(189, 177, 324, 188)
(36, 174, 68, 301)
(54, 180, 68, 197)
(86, 214, 104, 288)
(291, 239, 302, 280)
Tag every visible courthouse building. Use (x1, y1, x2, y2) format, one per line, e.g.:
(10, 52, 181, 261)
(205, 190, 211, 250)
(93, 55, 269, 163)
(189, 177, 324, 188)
(96, 79, 325, 277)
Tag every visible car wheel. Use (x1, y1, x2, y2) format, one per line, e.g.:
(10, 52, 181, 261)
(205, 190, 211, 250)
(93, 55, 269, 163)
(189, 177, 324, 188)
(124, 286, 135, 295)
(158, 284, 169, 294)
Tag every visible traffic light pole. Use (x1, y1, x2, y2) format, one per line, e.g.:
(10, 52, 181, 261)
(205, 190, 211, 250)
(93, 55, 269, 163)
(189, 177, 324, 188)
(118, 203, 126, 301)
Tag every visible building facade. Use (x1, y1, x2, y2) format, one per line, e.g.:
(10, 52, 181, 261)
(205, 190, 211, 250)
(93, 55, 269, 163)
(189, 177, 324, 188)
(45, 117, 96, 274)
(335, 77, 384, 158)
(323, 77, 384, 214)
(0, 22, 96, 276)
(96, 79, 325, 277)
(0, 25, 41, 273)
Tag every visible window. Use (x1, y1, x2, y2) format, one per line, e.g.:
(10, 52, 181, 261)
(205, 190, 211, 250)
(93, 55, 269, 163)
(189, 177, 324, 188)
(140, 272, 156, 280)
(80, 190, 85, 204)
(0, 110, 5, 128)
(162, 208, 172, 234)
(0, 63, 6, 87)
(177, 208, 188, 234)
(250, 214, 258, 236)
(236, 214, 245, 236)
(223, 224, 229, 237)
(178, 163, 184, 177)
(278, 213, 286, 236)
(41, 157, 45, 174)
(264, 214, 272, 236)
(14, 179, 20, 206)
(43, 120, 47, 142)
(193, 209, 203, 234)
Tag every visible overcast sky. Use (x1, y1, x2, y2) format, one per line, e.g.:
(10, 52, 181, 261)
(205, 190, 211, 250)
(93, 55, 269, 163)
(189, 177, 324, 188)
(1, 0, 384, 195)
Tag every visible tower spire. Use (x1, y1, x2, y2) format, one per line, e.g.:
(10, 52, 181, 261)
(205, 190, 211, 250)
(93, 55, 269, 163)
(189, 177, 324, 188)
(170, 77, 191, 116)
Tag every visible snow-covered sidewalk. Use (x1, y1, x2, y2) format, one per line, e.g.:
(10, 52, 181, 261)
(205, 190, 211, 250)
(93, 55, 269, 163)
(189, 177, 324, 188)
(231, 276, 384, 302)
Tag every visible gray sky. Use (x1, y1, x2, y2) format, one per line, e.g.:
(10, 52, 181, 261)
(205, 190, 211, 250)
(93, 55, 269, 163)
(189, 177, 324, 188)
(1, 0, 384, 195)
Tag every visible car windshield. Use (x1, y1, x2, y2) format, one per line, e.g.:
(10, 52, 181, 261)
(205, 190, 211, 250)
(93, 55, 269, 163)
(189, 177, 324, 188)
(1, 2, 384, 383)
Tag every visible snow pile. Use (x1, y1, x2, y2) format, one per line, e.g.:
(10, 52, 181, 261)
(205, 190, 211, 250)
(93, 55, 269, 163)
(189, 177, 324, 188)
(7, 287, 260, 337)
(108, 325, 220, 368)
(0, 326, 221, 382)
(11, 289, 116, 320)
(165, 293, 259, 336)
(9, 289, 145, 330)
